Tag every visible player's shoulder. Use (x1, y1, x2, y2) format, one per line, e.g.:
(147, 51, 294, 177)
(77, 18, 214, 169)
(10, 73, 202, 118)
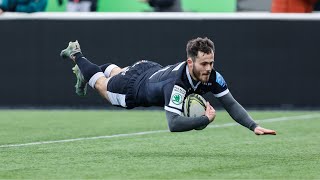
(171, 61, 188, 84)
(163, 61, 187, 80)
(171, 61, 186, 71)
(159, 61, 188, 91)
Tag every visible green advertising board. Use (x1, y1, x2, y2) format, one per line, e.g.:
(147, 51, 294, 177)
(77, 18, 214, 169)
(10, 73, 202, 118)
(46, 0, 236, 12)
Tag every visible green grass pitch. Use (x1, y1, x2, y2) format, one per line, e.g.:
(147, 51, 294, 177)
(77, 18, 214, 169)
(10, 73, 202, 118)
(0, 110, 319, 179)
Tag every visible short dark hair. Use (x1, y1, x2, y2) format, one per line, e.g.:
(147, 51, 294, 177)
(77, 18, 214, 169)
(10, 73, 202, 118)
(186, 37, 215, 61)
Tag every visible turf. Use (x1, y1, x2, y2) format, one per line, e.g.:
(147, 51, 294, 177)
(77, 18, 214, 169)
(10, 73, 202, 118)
(0, 110, 319, 179)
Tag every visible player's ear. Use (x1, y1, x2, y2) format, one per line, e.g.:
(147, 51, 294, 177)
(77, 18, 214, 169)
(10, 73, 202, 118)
(187, 58, 193, 67)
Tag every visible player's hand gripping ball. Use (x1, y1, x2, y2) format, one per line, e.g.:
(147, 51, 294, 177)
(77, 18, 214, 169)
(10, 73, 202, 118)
(183, 94, 208, 130)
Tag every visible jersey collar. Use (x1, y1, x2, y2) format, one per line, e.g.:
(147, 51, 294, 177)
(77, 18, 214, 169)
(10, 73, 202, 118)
(186, 66, 201, 91)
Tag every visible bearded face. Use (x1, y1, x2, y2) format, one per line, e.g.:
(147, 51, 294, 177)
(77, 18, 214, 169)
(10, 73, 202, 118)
(188, 51, 214, 83)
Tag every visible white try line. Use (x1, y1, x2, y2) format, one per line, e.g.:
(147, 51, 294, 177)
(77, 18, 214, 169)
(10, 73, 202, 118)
(1, 114, 319, 148)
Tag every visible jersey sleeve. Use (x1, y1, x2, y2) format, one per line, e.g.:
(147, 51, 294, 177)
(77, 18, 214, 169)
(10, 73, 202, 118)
(164, 83, 186, 116)
(212, 71, 229, 98)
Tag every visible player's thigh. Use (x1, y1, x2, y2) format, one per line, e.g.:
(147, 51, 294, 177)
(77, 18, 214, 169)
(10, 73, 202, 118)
(94, 76, 111, 101)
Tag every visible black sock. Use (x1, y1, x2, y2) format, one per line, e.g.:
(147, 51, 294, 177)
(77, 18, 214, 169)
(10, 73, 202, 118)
(74, 52, 102, 82)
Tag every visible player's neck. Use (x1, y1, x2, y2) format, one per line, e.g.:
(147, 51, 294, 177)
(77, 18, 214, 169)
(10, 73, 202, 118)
(187, 66, 199, 82)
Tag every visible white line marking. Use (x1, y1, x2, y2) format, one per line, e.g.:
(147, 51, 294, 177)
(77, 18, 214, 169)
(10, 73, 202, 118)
(208, 114, 320, 128)
(0, 114, 319, 148)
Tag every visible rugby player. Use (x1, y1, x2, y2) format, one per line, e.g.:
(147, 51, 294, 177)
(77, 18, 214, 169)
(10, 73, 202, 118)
(60, 37, 276, 135)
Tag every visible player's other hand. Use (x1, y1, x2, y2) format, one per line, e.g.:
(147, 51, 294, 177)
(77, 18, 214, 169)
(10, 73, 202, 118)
(254, 126, 276, 135)
(205, 102, 216, 122)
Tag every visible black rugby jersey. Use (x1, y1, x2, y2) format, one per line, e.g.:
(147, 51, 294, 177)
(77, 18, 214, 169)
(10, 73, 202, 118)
(134, 61, 229, 115)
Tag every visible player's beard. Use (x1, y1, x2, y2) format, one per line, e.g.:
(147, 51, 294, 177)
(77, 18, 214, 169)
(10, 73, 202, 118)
(193, 65, 210, 83)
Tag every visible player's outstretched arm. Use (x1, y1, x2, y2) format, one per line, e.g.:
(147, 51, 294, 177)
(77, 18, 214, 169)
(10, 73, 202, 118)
(218, 91, 276, 135)
(217, 92, 257, 131)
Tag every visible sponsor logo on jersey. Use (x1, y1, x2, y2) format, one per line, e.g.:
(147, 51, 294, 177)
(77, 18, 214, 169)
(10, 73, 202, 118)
(202, 82, 212, 86)
(172, 93, 182, 105)
(168, 85, 186, 110)
(216, 72, 226, 87)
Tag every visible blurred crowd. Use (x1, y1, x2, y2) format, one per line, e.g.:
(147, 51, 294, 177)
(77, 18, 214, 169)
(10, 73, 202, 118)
(57, 0, 97, 12)
(0, 0, 47, 13)
(238, 0, 320, 13)
(1, 0, 320, 14)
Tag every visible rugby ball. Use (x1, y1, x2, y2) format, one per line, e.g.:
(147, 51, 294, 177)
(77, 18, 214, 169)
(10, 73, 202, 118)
(183, 94, 208, 130)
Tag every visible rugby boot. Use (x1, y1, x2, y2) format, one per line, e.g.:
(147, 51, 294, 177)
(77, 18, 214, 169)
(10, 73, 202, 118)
(60, 40, 81, 60)
(72, 65, 88, 96)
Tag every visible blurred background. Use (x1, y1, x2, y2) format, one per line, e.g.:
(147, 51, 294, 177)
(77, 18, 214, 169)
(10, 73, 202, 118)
(1, 0, 320, 109)
(46, 0, 237, 12)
